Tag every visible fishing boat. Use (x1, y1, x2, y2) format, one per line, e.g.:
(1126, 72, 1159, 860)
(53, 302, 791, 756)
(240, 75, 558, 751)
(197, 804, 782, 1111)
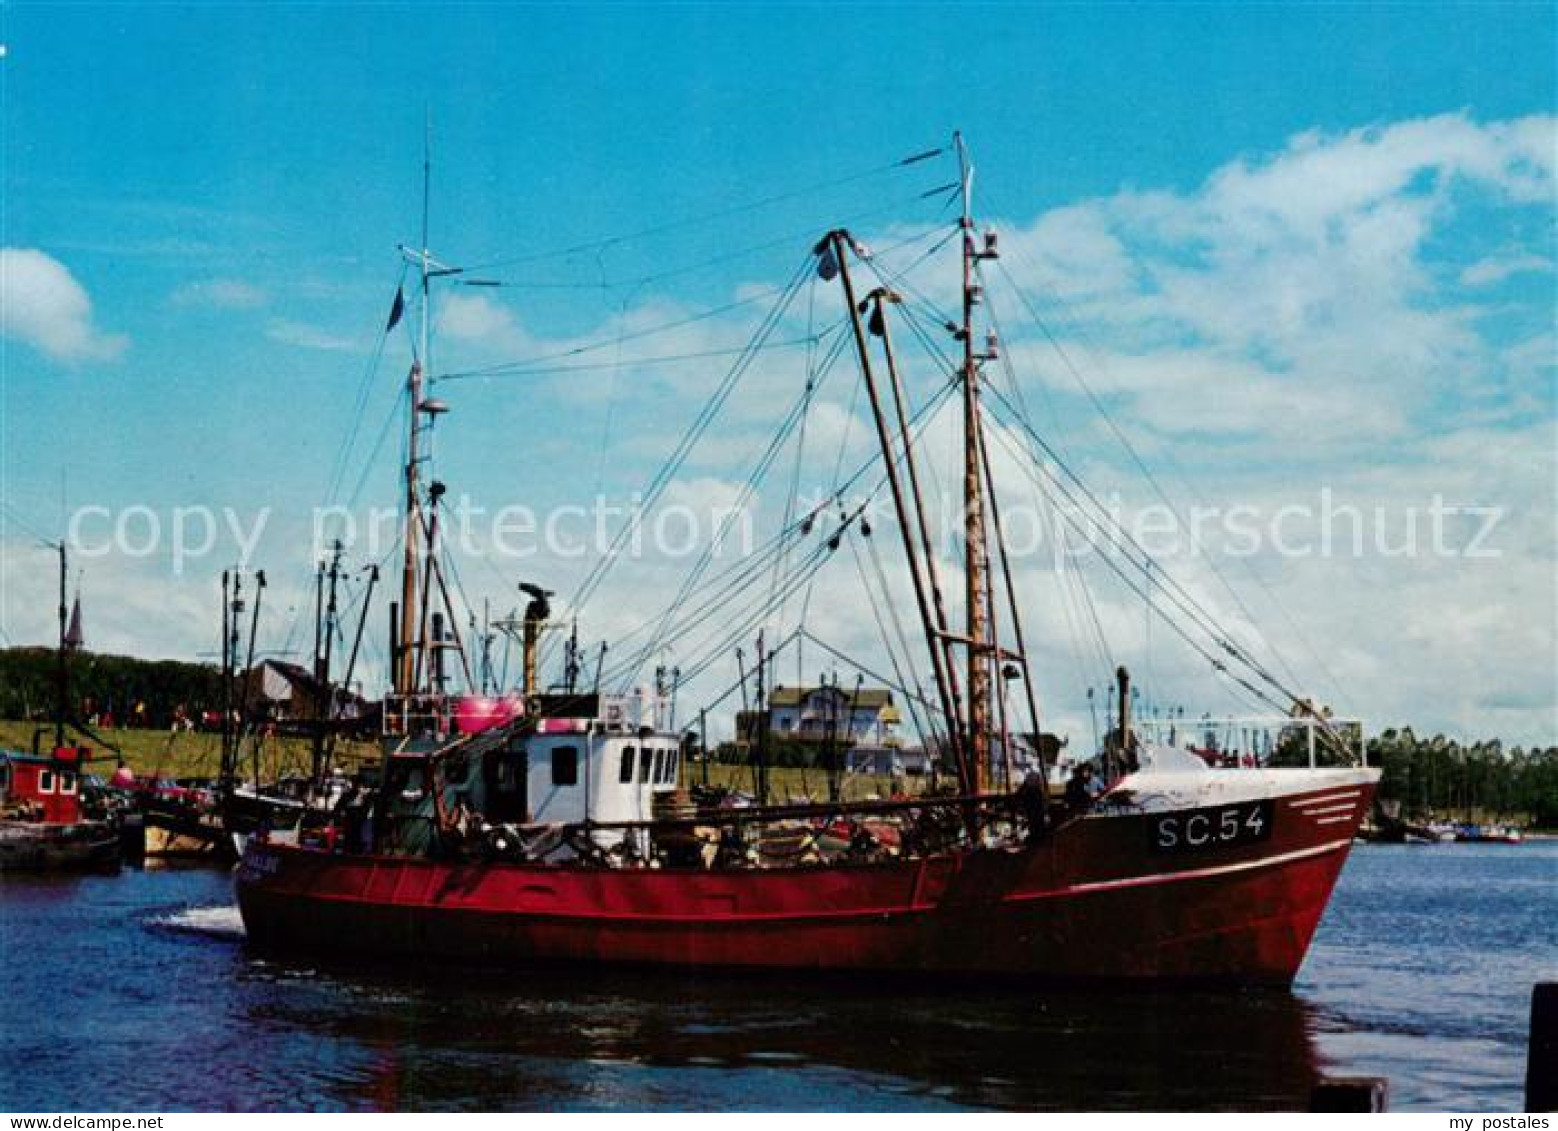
(238, 136, 1379, 984)
(0, 548, 121, 872)
(0, 747, 121, 871)
(1453, 823, 1524, 844)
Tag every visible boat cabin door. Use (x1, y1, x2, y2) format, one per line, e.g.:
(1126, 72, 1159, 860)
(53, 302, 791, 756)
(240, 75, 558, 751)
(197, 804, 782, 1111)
(484, 740, 529, 823)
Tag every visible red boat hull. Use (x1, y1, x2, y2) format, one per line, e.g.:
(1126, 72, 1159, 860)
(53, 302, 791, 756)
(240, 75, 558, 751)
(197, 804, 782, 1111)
(237, 778, 1374, 985)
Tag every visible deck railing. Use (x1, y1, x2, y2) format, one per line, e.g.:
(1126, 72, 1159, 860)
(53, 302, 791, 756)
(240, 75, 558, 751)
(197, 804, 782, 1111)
(1133, 715, 1366, 769)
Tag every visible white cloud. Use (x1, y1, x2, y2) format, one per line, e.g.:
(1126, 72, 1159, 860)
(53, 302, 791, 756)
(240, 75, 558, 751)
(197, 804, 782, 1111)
(170, 278, 269, 310)
(0, 248, 128, 362)
(266, 318, 357, 352)
(997, 112, 1556, 449)
(1459, 251, 1553, 287)
(438, 292, 532, 356)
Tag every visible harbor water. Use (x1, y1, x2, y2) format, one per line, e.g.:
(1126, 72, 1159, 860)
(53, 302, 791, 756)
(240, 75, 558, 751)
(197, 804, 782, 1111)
(1, 842, 1552, 1111)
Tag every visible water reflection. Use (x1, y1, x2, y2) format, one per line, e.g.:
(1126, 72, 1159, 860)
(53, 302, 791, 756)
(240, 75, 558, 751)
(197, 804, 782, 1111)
(236, 959, 1321, 1111)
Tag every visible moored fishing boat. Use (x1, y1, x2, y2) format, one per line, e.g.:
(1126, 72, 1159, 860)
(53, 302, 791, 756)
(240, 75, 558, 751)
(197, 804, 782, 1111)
(237, 135, 1379, 985)
(1, 548, 123, 873)
(0, 747, 121, 872)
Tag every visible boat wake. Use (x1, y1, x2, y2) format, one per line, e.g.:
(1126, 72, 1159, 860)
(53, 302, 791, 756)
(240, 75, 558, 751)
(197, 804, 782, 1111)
(151, 904, 247, 940)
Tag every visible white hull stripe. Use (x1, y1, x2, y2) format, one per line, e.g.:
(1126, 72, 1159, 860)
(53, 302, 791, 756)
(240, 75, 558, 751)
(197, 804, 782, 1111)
(1006, 838, 1355, 904)
(1315, 815, 1356, 825)
(1295, 802, 1358, 817)
(1292, 790, 1362, 806)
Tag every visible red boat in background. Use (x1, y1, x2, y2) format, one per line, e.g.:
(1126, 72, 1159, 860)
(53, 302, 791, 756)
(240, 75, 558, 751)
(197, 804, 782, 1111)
(1, 549, 123, 873)
(237, 136, 1379, 984)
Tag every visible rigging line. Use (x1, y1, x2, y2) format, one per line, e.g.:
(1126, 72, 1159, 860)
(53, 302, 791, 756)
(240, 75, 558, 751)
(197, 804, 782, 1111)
(437, 332, 830, 381)
(601, 497, 830, 656)
(981, 277, 1065, 476)
(633, 537, 835, 687)
(555, 469, 837, 674)
(1034, 476, 1109, 699)
(983, 419, 1287, 718)
(438, 284, 791, 380)
(982, 379, 1302, 702)
(599, 496, 830, 674)
(770, 275, 821, 643)
(792, 274, 828, 685)
(616, 344, 843, 686)
(343, 386, 411, 511)
(797, 627, 945, 725)
(323, 264, 408, 507)
(826, 333, 866, 488)
(669, 378, 959, 691)
(617, 373, 959, 687)
(447, 225, 945, 383)
(688, 627, 804, 718)
(645, 546, 829, 690)
(653, 487, 884, 686)
(567, 254, 814, 619)
(863, 223, 962, 315)
(987, 403, 1249, 696)
(987, 254, 1319, 696)
(473, 187, 954, 297)
(464, 145, 948, 272)
(982, 288, 1113, 688)
(592, 282, 638, 502)
(673, 509, 863, 688)
(849, 527, 938, 751)
(0, 500, 52, 544)
(601, 531, 823, 689)
(864, 248, 962, 343)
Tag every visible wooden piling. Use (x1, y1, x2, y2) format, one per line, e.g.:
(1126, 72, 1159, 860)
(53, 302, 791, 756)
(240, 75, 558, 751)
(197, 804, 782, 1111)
(1530, 982, 1557, 1112)
(1310, 1076, 1389, 1112)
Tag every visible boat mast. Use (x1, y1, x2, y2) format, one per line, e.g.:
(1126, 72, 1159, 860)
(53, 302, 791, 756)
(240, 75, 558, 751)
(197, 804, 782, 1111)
(827, 232, 970, 792)
(393, 126, 471, 702)
(55, 542, 67, 750)
(395, 140, 432, 697)
(956, 132, 994, 793)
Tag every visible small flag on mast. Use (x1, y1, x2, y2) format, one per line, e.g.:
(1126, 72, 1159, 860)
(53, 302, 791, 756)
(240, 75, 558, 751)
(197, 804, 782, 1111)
(385, 285, 406, 332)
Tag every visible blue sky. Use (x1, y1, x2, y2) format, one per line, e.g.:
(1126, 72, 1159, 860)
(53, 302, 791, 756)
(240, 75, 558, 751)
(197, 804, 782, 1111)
(1, 2, 1554, 744)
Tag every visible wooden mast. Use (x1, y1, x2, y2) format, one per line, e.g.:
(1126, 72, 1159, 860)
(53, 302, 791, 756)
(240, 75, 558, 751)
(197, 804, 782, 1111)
(395, 261, 427, 695)
(955, 132, 993, 793)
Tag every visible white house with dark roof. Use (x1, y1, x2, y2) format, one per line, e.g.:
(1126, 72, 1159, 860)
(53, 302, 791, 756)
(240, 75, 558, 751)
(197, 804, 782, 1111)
(765, 685, 901, 747)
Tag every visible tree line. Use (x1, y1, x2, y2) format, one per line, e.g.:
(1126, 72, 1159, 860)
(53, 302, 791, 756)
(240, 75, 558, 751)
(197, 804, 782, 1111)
(1367, 727, 1557, 828)
(0, 646, 223, 729)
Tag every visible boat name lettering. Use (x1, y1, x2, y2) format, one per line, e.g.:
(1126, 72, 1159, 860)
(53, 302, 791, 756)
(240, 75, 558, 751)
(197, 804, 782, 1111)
(1151, 800, 1274, 854)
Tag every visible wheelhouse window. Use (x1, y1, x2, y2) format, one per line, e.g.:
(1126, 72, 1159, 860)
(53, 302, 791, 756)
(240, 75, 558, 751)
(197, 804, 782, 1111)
(38, 769, 54, 793)
(638, 747, 652, 784)
(619, 746, 636, 784)
(551, 746, 579, 787)
(667, 750, 679, 783)
(652, 748, 665, 783)
(59, 772, 77, 795)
